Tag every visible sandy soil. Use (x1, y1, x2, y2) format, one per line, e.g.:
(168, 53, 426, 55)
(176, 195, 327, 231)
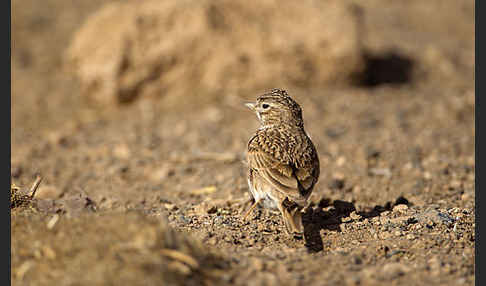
(11, 0, 475, 285)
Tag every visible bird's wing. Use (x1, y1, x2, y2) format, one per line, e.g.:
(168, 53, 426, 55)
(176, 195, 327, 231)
(247, 138, 315, 202)
(294, 163, 318, 198)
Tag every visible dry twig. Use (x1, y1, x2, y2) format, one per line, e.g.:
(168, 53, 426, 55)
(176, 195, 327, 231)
(160, 249, 200, 269)
(29, 175, 43, 199)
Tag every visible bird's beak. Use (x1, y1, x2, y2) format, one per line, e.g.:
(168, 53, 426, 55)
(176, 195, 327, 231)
(245, 103, 256, 111)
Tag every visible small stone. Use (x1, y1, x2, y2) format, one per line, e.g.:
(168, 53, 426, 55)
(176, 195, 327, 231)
(340, 223, 347, 232)
(42, 246, 56, 260)
(350, 211, 362, 220)
(368, 168, 392, 177)
(46, 214, 60, 230)
(113, 144, 131, 159)
(15, 261, 34, 280)
(448, 207, 461, 214)
(456, 278, 467, 284)
(406, 234, 415, 240)
(449, 180, 462, 189)
(461, 191, 474, 201)
(402, 162, 413, 171)
(342, 216, 352, 223)
(411, 224, 423, 231)
(380, 211, 390, 217)
(454, 213, 464, 220)
(207, 206, 218, 214)
(380, 231, 392, 239)
(149, 165, 174, 182)
(164, 203, 178, 211)
(392, 204, 408, 214)
(351, 185, 362, 193)
(336, 156, 346, 166)
(207, 236, 218, 245)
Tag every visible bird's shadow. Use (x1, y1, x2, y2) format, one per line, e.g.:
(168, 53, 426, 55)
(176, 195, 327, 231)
(302, 196, 410, 253)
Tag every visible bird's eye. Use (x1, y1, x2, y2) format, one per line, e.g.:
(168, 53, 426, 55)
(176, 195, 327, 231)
(262, 104, 270, 109)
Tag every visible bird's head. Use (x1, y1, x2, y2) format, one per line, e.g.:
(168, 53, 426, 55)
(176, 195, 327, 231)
(245, 89, 304, 128)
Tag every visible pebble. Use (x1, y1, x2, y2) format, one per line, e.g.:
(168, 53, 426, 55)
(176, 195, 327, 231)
(448, 207, 461, 214)
(113, 144, 131, 159)
(449, 180, 462, 189)
(350, 211, 362, 220)
(15, 261, 34, 280)
(380, 211, 390, 217)
(336, 156, 346, 166)
(42, 246, 56, 260)
(402, 162, 413, 171)
(454, 213, 464, 220)
(342, 217, 352, 223)
(380, 232, 392, 239)
(46, 214, 60, 230)
(369, 168, 392, 177)
(150, 165, 173, 182)
(392, 204, 408, 214)
(164, 203, 178, 211)
(340, 224, 347, 232)
(453, 223, 458, 233)
(416, 209, 455, 225)
(461, 191, 474, 201)
(411, 224, 422, 231)
(207, 237, 218, 245)
(178, 215, 191, 224)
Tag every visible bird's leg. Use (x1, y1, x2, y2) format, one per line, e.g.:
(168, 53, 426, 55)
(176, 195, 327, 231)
(280, 198, 304, 235)
(242, 198, 261, 220)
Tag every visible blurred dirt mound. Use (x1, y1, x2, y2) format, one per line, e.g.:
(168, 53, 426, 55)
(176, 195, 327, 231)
(12, 212, 230, 285)
(350, 0, 474, 88)
(66, 0, 363, 105)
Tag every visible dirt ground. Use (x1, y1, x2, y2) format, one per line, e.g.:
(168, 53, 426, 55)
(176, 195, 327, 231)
(11, 0, 475, 285)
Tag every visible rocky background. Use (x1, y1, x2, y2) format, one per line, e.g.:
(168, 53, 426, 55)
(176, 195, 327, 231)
(12, 0, 475, 285)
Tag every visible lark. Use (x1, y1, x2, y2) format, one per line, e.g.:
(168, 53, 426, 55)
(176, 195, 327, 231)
(243, 88, 320, 236)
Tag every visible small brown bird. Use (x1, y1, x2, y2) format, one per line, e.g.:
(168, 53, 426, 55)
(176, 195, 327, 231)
(243, 88, 320, 235)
